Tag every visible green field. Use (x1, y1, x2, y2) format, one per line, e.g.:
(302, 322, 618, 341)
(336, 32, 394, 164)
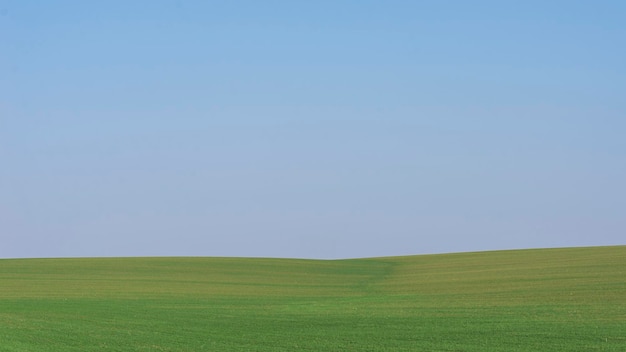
(0, 246, 624, 351)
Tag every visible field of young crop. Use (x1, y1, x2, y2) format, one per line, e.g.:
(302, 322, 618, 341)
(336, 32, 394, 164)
(0, 246, 624, 351)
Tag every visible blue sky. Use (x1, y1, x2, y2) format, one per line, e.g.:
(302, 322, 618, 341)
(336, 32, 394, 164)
(2, 1, 625, 259)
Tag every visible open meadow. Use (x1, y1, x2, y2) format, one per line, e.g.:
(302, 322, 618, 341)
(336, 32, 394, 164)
(0, 246, 624, 351)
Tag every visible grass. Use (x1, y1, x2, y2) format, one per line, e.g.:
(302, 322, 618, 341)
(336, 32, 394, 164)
(0, 246, 624, 351)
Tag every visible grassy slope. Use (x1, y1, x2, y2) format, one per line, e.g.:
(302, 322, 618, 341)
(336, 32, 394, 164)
(0, 246, 624, 351)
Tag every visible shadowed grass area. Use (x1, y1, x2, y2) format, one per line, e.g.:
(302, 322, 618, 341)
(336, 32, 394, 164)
(1, 246, 624, 351)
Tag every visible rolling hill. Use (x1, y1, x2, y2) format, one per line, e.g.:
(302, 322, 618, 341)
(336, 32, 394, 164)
(0, 246, 624, 351)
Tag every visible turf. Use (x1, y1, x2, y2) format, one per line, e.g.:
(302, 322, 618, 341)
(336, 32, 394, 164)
(0, 246, 624, 351)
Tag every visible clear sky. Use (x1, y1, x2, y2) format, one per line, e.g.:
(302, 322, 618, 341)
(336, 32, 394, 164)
(1, 1, 625, 259)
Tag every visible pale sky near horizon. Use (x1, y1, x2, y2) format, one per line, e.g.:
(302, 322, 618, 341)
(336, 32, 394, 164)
(1, 1, 625, 259)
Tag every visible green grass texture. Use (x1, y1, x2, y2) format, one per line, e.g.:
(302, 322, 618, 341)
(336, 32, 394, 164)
(1, 246, 624, 351)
